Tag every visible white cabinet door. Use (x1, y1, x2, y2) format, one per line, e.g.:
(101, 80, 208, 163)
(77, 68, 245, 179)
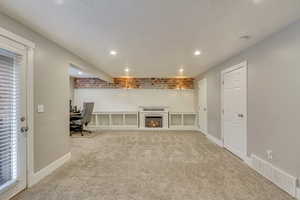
(0, 37, 27, 200)
(198, 78, 207, 134)
(222, 63, 247, 160)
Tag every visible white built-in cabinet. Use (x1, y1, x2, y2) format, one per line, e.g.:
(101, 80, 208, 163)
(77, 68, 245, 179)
(169, 112, 198, 130)
(89, 112, 139, 129)
(88, 112, 197, 130)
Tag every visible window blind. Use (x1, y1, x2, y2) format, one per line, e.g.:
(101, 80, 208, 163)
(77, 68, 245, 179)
(0, 48, 21, 190)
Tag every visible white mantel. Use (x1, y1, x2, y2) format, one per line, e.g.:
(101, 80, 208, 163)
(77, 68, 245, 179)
(139, 106, 169, 112)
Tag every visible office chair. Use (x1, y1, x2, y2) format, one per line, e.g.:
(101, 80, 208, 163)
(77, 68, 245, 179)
(70, 102, 94, 136)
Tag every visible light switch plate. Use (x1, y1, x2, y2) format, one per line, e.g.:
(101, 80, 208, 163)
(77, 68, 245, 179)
(37, 104, 44, 113)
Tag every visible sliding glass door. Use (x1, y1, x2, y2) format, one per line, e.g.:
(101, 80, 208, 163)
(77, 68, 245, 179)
(0, 36, 27, 200)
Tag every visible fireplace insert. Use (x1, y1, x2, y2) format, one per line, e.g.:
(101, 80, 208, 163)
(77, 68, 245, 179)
(145, 116, 163, 128)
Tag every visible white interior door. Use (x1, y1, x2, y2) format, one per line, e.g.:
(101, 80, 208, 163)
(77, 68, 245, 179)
(222, 62, 247, 160)
(0, 36, 28, 200)
(198, 78, 207, 134)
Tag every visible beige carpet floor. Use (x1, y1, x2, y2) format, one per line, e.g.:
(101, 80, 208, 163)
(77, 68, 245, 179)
(13, 131, 293, 200)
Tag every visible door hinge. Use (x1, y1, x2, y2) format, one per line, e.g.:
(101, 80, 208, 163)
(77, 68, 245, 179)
(222, 109, 224, 114)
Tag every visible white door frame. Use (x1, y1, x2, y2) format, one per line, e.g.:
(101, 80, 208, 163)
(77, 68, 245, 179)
(198, 78, 208, 135)
(0, 27, 35, 194)
(221, 61, 248, 161)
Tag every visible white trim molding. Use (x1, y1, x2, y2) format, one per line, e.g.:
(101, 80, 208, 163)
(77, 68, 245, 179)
(26, 47, 35, 187)
(296, 187, 300, 200)
(221, 61, 248, 74)
(243, 156, 253, 168)
(206, 134, 224, 147)
(199, 130, 208, 136)
(28, 152, 71, 187)
(197, 129, 208, 136)
(0, 27, 35, 48)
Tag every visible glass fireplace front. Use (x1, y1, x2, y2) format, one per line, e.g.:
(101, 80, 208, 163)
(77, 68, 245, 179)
(145, 116, 163, 128)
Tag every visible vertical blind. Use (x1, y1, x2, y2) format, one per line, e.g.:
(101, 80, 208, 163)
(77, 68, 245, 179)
(0, 48, 21, 190)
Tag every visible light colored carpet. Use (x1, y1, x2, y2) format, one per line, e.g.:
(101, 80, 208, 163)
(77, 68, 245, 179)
(13, 131, 293, 200)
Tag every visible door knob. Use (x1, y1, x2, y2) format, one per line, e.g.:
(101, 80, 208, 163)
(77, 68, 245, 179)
(21, 127, 29, 133)
(238, 114, 244, 118)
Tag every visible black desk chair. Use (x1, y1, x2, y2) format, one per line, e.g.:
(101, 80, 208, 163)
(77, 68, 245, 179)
(70, 102, 94, 136)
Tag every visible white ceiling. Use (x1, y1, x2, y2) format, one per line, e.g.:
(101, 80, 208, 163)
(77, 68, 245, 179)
(1, 0, 300, 78)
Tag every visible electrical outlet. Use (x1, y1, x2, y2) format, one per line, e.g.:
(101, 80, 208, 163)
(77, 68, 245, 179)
(267, 150, 273, 161)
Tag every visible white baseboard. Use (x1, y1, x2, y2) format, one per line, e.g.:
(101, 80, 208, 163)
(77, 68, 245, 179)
(29, 152, 71, 187)
(197, 128, 207, 136)
(243, 156, 253, 167)
(251, 154, 297, 197)
(296, 187, 300, 200)
(206, 134, 224, 147)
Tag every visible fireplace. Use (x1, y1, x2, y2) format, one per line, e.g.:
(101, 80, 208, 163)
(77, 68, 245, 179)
(139, 106, 169, 129)
(145, 116, 163, 128)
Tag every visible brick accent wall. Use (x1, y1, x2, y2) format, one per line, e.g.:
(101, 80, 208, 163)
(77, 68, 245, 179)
(74, 78, 194, 89)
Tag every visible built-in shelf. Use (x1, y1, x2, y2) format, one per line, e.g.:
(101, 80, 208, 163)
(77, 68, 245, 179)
(89, 112, 139, 129)
(169, 112, 198, 130)
(89, 111, 198, 130)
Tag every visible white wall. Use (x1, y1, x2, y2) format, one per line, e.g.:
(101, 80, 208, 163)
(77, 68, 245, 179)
(74, 88, 196, 112)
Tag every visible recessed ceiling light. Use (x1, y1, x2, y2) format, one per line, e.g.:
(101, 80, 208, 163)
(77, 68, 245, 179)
(124, 68, 130, 72)
(194, 50, 202, 56)
(253, 0, 262, 4)
(110, 50, 117, 56)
